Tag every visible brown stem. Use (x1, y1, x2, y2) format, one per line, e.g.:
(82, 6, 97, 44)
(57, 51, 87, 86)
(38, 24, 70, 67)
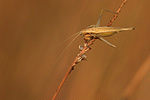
(107, 0, 128, 27)
(52, 0, 128, 99)
(52, 39, 96, 100)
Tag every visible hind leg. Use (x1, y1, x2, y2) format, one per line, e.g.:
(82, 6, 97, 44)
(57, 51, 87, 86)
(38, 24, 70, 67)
(96, 9, 117, 27)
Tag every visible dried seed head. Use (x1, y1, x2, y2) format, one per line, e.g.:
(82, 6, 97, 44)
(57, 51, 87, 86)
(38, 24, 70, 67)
(76, 56, 82, 63)
(76, 54, 87, 64)
(79, 45, 84, 51)
(82, 55, 87, 60)
(84, 43, 88, 47)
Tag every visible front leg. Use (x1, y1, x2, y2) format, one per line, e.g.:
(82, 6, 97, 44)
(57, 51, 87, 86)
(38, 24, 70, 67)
(83, 33, 95, 43)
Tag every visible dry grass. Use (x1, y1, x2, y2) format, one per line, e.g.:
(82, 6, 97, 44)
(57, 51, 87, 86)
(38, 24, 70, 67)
(1, 0, 150, 100)
(122, 55, 150, 100)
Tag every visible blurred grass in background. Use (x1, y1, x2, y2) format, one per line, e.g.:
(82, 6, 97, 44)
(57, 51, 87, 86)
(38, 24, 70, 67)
(0, 0, 150, 100)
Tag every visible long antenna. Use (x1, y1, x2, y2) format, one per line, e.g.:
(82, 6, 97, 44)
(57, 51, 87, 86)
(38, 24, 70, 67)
(48, 32, 80, 75)
(39, 32, 81, 96)
(56, 32, 81, 47)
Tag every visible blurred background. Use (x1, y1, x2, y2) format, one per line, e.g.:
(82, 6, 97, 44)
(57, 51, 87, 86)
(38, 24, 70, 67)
(0, 0, 150, 100)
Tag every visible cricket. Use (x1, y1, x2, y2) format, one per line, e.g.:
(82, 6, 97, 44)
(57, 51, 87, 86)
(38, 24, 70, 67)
(78, 9, 135, 48)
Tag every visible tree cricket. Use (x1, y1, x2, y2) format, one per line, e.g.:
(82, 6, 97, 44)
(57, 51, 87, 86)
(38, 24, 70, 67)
(79, 10, 135, 48)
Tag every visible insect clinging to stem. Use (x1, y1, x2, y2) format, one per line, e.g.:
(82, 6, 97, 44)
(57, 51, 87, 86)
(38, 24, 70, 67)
(78, 9, 135, 48)
(60, 9, 135, 49)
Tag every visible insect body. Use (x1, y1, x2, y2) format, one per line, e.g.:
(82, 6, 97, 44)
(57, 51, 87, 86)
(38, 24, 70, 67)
(80, 26, 135, 43)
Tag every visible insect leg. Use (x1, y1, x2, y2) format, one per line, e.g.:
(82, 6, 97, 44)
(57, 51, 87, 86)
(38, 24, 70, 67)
(96, 10, 103, 27)
(98, 37, 116, 48)
(96, 10, 117, 27)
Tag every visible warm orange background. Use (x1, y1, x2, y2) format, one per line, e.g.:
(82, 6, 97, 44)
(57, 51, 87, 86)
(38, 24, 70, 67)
(0, 0, 150, 100)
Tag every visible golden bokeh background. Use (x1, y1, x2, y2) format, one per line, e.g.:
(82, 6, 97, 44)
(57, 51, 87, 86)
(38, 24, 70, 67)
(0, 0, 150, 100)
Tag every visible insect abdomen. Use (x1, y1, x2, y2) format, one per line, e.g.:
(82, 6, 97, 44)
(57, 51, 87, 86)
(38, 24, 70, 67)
(81, 27, 135, 37)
